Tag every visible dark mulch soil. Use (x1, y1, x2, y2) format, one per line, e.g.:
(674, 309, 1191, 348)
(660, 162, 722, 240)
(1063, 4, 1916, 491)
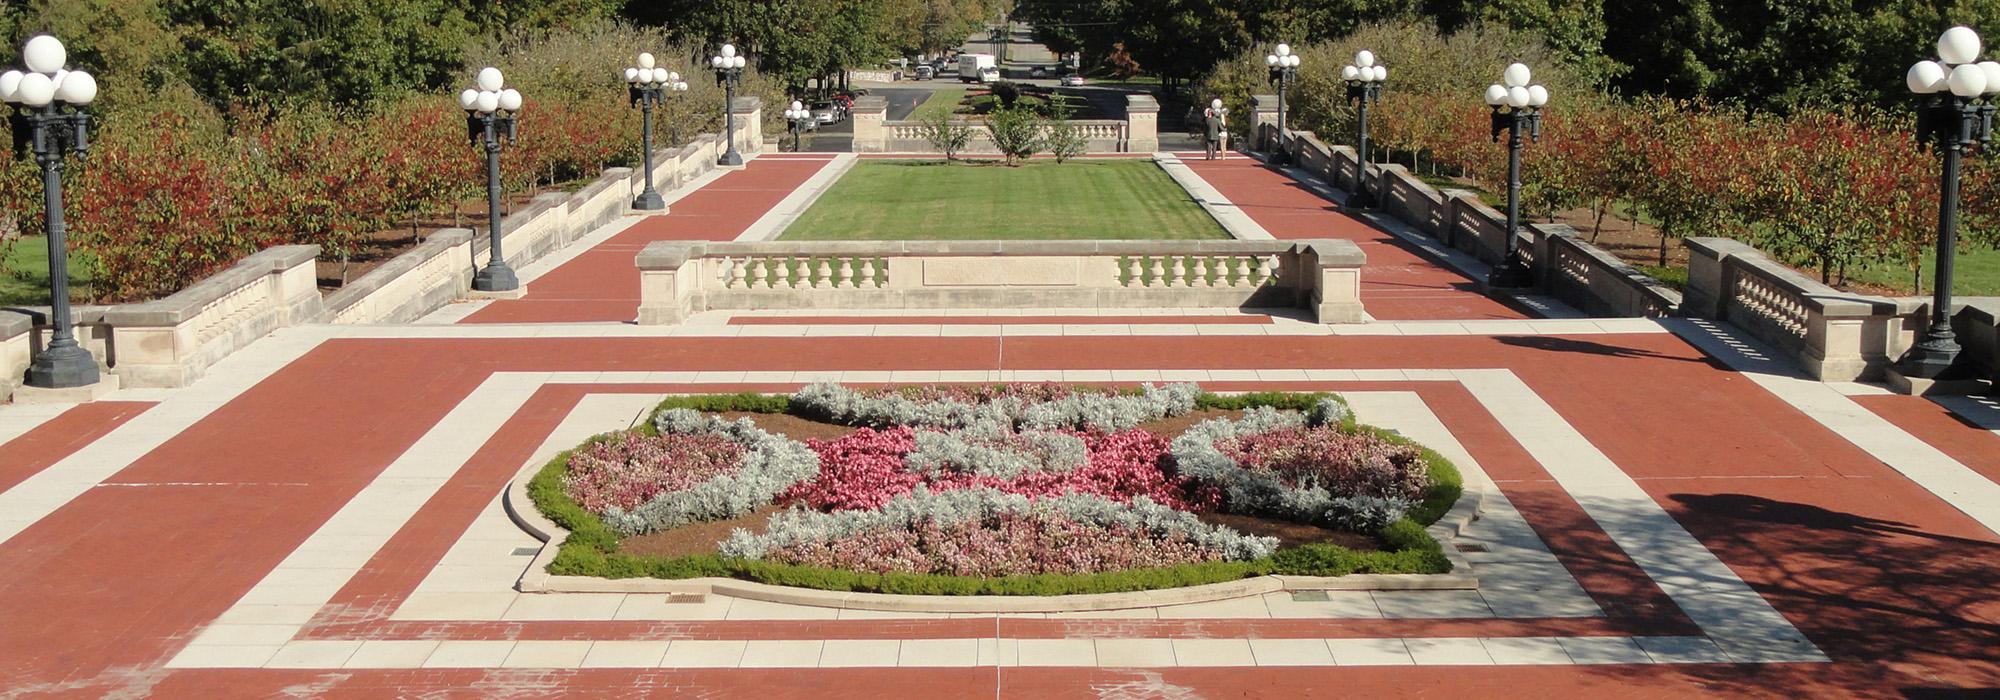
(617, 504, 781, 559)
(1135, 409, 1242, 440)
(1196, 511, 1380, 551)
(718, 411, 855, 442)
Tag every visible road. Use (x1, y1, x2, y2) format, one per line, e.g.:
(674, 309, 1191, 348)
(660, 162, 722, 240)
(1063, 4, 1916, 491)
(796, 87, 928, 152)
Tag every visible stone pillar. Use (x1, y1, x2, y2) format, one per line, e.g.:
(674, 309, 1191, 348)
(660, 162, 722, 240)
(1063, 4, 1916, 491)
(1294, 239, 1367, 323)
(1125, 95, 1159, 153)
(850, 96, 888, 153)
(729, 96, 763, 156)
(636, 241, 704, 325)
(1251, 95, 1280, 151)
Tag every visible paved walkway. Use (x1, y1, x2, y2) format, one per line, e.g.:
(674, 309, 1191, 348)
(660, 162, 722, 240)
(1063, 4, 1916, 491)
(1181, 157, 1529, 321)
(4, 152, 2000, 697)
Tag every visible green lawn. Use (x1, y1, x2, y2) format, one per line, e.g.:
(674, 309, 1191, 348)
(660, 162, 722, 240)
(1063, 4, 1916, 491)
(907, 88, 968, 122)
(781, 160, 1229, 240)
(1847, 247, 2000, 296)
(1, 235, 93, 305)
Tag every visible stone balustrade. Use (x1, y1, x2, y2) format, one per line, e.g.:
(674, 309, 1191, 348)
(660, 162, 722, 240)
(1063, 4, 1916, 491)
(96, 245, 324, 388)
(854, 95, 1157, 154)
(636, 239, 1366, 324)
(1262, 123, 1679, 319)
(1684, 237, 1916, 381)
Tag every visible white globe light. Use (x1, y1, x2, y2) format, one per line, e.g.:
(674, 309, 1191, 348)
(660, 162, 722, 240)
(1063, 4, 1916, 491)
(1211, 98, 1222, 110)
(1507, 85, 1531, 108)
(791, 100, 803, 110)
(1356, 50, 1375, 68)
(54, 70, 95, 105)
(668, 71, 680, 82)
(1528, 84, 1549, 107)
(624, 67, 640, 83)
(1503, 63, 1531, 88)
(1950, 63, 1988, 97)
(733, 56, 747, 69)
(1372, 65, 1387, 81)
(1910, 60, 1949, 93)
(1484, 84, 1508, 106)
(458, 88, 479, 109)
(0, 70, 22, 103)
(1941, 26, 1982, 65)
(477, 67, 503, 92)
(1342, 65, 1360, 80)
(1981, 61, 2000, 95)
(1266, 54, 1278, 66)
(475, 90, 499, 113)
(675, 81, 688, 91)
(16, 71, 54, 107)
(22, 35, 65, 74)
(50, 69, 67, 87)
(1276, 43, 1291, 57)
(499, 88, 522, 111)
(721, 43, 736, 58)
(711, 55, 724, 68)
(639, 52, 656, 69)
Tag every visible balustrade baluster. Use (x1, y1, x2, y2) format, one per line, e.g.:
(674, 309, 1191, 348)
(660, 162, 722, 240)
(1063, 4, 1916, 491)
(1234, 257, 1252, 287)
(1149, 256, 1166, 288)
(1125, 258, 1143, 287)
(860, 258, 879, 288)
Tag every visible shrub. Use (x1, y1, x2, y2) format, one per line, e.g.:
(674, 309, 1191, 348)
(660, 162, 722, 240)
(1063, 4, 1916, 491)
(919, 116, 975, 163)
(563, 431, 746, 512)
(1172, 404, 1424, 530)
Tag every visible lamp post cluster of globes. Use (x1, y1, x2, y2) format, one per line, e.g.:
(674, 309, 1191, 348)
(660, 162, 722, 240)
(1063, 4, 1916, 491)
(625, 52, 689, 211)
(1900, 26, 2000, 378)
(1264, 43, 1302, 162)
(783, 100, 814, 152)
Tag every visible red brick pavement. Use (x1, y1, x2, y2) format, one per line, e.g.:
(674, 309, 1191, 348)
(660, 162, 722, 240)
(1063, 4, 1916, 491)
(1183, 157, 1530, 321)
(3, 333, 1999, 696)
(462, 158, 835, 324)
(0, 401, 151, 494)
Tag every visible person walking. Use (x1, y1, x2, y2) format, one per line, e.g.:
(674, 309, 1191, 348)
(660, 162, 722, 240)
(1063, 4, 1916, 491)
(1204, 99, 1228, 160)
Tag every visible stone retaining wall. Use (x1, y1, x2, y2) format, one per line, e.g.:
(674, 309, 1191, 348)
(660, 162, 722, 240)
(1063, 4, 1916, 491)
(1683, 237, 1921, 381)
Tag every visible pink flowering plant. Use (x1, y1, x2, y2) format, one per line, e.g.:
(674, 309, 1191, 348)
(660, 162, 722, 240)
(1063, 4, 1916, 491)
(563, 432, 746, 513)
(1171, 401, 1429, 531)
(561, 408, 819, 537)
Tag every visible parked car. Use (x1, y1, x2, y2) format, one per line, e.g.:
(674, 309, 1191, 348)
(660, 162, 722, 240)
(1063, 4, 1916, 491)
(831, 94, 855, 113)
(1060, 74, 1085, 87)
(811, 101, 841, 124)
(914, 64, 935, 80)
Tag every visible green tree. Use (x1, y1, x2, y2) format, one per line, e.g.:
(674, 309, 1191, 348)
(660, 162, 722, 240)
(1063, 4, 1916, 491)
(166, 0, 476, 108)
(985, 104, 1042, 165)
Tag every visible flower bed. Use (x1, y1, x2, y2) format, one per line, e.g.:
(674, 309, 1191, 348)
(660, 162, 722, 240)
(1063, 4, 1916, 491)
(562, 409, 818, 537)
(527, 384, 1465, 596)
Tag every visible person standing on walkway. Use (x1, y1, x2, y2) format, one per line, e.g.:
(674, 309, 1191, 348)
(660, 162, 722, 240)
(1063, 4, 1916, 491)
(1204, 99, 1228, 160)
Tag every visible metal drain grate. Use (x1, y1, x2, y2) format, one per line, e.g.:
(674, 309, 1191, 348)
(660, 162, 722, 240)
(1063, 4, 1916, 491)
(511, 547, 540, 556)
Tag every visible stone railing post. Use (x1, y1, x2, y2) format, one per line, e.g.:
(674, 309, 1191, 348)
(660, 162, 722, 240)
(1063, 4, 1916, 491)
(1683, 237, 1751, 320)
(1251, 95, 1279, 151)
(637, 241, 706, 325)
(2, 312, 30, 401)
(1293, 239, 1366, 323)
(851, 96, 887, 153)
(730, 96, 763, 156)
(101, 244, 322, 388)
(1125, 95, 1159, 153)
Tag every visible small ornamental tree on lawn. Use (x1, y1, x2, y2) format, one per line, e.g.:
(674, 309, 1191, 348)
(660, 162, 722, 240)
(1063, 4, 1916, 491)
(1043, 100, 1088, 164)
(986, 105, 1044, 166)
(919, 115, 974, 163)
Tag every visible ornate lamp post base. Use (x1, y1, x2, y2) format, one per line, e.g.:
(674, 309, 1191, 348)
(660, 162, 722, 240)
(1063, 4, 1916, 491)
(1897, 337, 1962, 379)
(633, 189, 667, 210)
(719, 148, 745, 167)
(25, 341, 98, 389)
(472, 263, 520, 293)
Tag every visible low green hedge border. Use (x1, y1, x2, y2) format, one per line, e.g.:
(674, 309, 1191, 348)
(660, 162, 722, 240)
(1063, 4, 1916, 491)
(525, 389, 1461, 596)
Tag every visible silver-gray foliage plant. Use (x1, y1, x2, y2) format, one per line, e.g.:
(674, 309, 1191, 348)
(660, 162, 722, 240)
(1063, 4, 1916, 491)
(791, 382, 1202, 432)
(719, 487, 1278, 561)
(1170, 403, 1413, 531)
(903, 429, 1089, 479)
(599, 408, 821, 537)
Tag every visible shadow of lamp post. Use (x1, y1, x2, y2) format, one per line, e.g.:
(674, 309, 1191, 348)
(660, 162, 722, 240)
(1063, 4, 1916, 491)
(2, 34, 100, 389)
(457, 67, 522, 293)
(1483, 62, 1549, 290)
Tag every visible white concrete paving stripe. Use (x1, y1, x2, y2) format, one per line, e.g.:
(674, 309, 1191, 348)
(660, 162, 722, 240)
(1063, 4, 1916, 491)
(733, 153, 856, 242)
(186, 635, 1729, 669)
(336, 318, 1675, 339)
(1668, 318, 2000, 538)
(0, 402, 75, 449)
(1153, 153, 1274, 240)
(1454, 368, 1825, 663)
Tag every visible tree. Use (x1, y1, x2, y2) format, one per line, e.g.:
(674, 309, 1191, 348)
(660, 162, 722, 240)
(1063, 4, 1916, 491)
(986, 104, 1042, 166)
(919, 115, 974, 162)
(1043, 99, 1087, 163)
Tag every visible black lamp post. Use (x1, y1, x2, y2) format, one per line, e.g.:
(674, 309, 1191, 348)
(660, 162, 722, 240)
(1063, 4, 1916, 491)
(783, 100, 813, 152)
(457, 67, 522, 293)
(711, 44, 747, 167)
(3, 35, 99, 389)
(1342, 50, 1386, 209)
(1265, 43, 1300, 159)
(1483, 63, 1548, 289)
(625, 52, 689, 211)
(1899, 26, 2000, 378)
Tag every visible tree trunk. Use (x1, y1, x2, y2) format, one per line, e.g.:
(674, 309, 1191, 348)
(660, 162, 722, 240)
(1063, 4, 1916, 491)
(1657, 230, 1668, 267)
(1913, 262, 1923, 294)
(1590, 199, 1607, 242)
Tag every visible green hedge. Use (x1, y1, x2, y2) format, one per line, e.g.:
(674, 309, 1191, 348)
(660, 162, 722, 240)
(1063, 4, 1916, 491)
(524, 388, 1462, 595)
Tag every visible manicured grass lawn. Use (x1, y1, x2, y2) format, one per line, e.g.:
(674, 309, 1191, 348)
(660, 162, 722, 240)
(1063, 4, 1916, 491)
(907, 88, 968, 122)
(1, 235, 92, 305)
(781, 160, 1228, 240)
(1848, 247, 2000, 296)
